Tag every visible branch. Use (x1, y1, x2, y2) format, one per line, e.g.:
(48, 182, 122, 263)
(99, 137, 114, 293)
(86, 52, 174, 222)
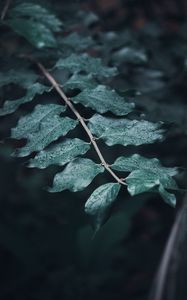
(149, 200, 187, 300)
(36, 62, 127, 186)
(1, 0, 11, 21)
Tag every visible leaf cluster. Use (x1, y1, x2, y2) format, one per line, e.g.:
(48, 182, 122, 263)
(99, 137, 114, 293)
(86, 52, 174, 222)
(0, 0, 180, 231)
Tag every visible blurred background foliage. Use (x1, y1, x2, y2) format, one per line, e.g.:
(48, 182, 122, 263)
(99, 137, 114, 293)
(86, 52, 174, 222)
(0, 0, 187, 299)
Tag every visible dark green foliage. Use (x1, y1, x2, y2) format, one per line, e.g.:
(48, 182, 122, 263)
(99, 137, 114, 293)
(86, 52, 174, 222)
(9, 2, 62, 31)
(112, 46, 148, 66)
(72, 85, 135, 115)
(54, 53, 118, 78)
(0, 69, 38, 87)
(29, 138, 90, 168)
(85, 183, 121, 231)
(49, 158, 104, 193)
(0, 83, 51, 116)
(112, 154, 178, 206)
(1, 1, 187, 300)
(0, 0, 180, 231)
(63, 73, 97, 91)
(5, 2, 62, 48)
(88, 114, 164, 146)
(11, 104, 78, 157)
(61, 32, 95, 51)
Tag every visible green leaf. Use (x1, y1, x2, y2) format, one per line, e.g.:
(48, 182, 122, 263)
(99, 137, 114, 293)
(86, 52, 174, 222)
(85, 183, 121, 231)
(29, 138, 90, 169)
(111, 154, 177, 206)
(7, 2, 62, 48)
(10, 3, 62, 32)
(112, 154, 178, 176)
(77, 10, 99, 27)
(112, 154, 178, 206)
(54, 53, 118, 78)
(112, 47, 147, 65)
(12, 104, 65, 139)
(11, 104, 78, 157)
(126, 170, 161, 195)
(61, 32, 94, 51)
(158, 184, 177, 207)
(49, 158, 104, 192)
(63, 73, 97, 91)
(0, 83, 51, 116)
(88, 114, 164, 146)
(126, 170, 177, 207)
(72, 85, 135, 116)
(0, 69, 38, 88)
(6, 19, 57, 48)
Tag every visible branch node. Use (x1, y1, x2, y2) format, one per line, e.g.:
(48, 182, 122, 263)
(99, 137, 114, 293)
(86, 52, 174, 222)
(34, 61, 128, 187)
(77, 116, 82, 122)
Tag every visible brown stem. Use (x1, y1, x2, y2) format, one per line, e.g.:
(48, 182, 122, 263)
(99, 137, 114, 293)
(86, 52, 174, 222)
(37, 62, 127, 186)
(1, 0, 11, 21)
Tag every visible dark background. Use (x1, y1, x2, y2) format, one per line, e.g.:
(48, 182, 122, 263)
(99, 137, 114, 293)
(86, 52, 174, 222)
(0, 0, 187, 299)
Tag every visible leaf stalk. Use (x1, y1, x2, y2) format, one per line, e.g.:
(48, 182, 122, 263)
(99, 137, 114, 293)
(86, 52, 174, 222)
(36, 62, 127, 186)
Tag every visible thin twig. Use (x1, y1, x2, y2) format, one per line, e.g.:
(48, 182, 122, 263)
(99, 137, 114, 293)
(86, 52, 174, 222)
(36, 62, 127, 186)
(1, 0, 11, 21)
